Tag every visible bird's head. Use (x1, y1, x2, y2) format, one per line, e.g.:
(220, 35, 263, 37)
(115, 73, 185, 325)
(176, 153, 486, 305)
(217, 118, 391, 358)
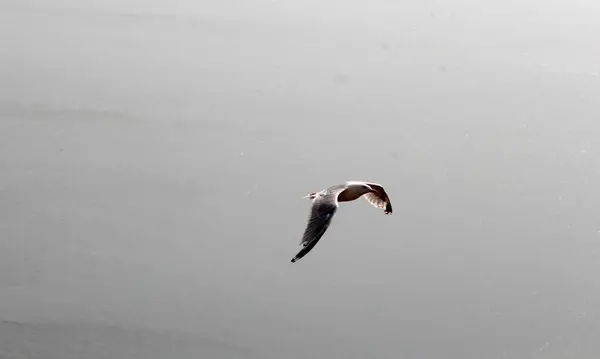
(302, 192, 318, 200)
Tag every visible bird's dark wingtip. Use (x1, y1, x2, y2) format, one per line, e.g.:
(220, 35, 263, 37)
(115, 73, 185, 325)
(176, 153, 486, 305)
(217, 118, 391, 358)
(385, 203, 393, 214)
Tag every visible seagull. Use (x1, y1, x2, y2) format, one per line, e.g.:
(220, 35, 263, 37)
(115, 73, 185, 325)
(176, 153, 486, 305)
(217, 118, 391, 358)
(291, 181, 392, 263)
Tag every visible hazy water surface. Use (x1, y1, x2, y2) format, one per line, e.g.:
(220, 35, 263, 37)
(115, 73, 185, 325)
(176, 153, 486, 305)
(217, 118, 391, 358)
(1, 1, 600, 358)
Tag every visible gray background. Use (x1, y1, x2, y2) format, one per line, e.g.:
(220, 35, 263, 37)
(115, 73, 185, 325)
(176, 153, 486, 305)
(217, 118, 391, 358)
(1, 0, 599, 358)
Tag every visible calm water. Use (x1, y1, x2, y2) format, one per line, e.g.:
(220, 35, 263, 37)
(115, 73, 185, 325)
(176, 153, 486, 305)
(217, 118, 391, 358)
(1, 1, 600, 358)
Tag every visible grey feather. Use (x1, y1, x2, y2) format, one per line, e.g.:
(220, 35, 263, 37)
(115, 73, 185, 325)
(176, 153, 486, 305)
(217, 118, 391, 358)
(291, 185, 347, 263)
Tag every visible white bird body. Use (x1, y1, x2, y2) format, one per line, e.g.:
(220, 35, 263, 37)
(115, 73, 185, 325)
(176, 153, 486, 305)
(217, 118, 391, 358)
(291, 181, 392, 263)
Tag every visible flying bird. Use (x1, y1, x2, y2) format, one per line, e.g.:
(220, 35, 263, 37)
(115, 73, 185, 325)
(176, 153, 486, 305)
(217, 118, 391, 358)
(291, 181, 392, 263)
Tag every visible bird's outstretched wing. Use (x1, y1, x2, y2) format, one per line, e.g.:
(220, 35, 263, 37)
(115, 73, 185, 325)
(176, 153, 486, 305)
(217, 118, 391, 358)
(363, 182, 393, 214)
(291, 191, 340, 263)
